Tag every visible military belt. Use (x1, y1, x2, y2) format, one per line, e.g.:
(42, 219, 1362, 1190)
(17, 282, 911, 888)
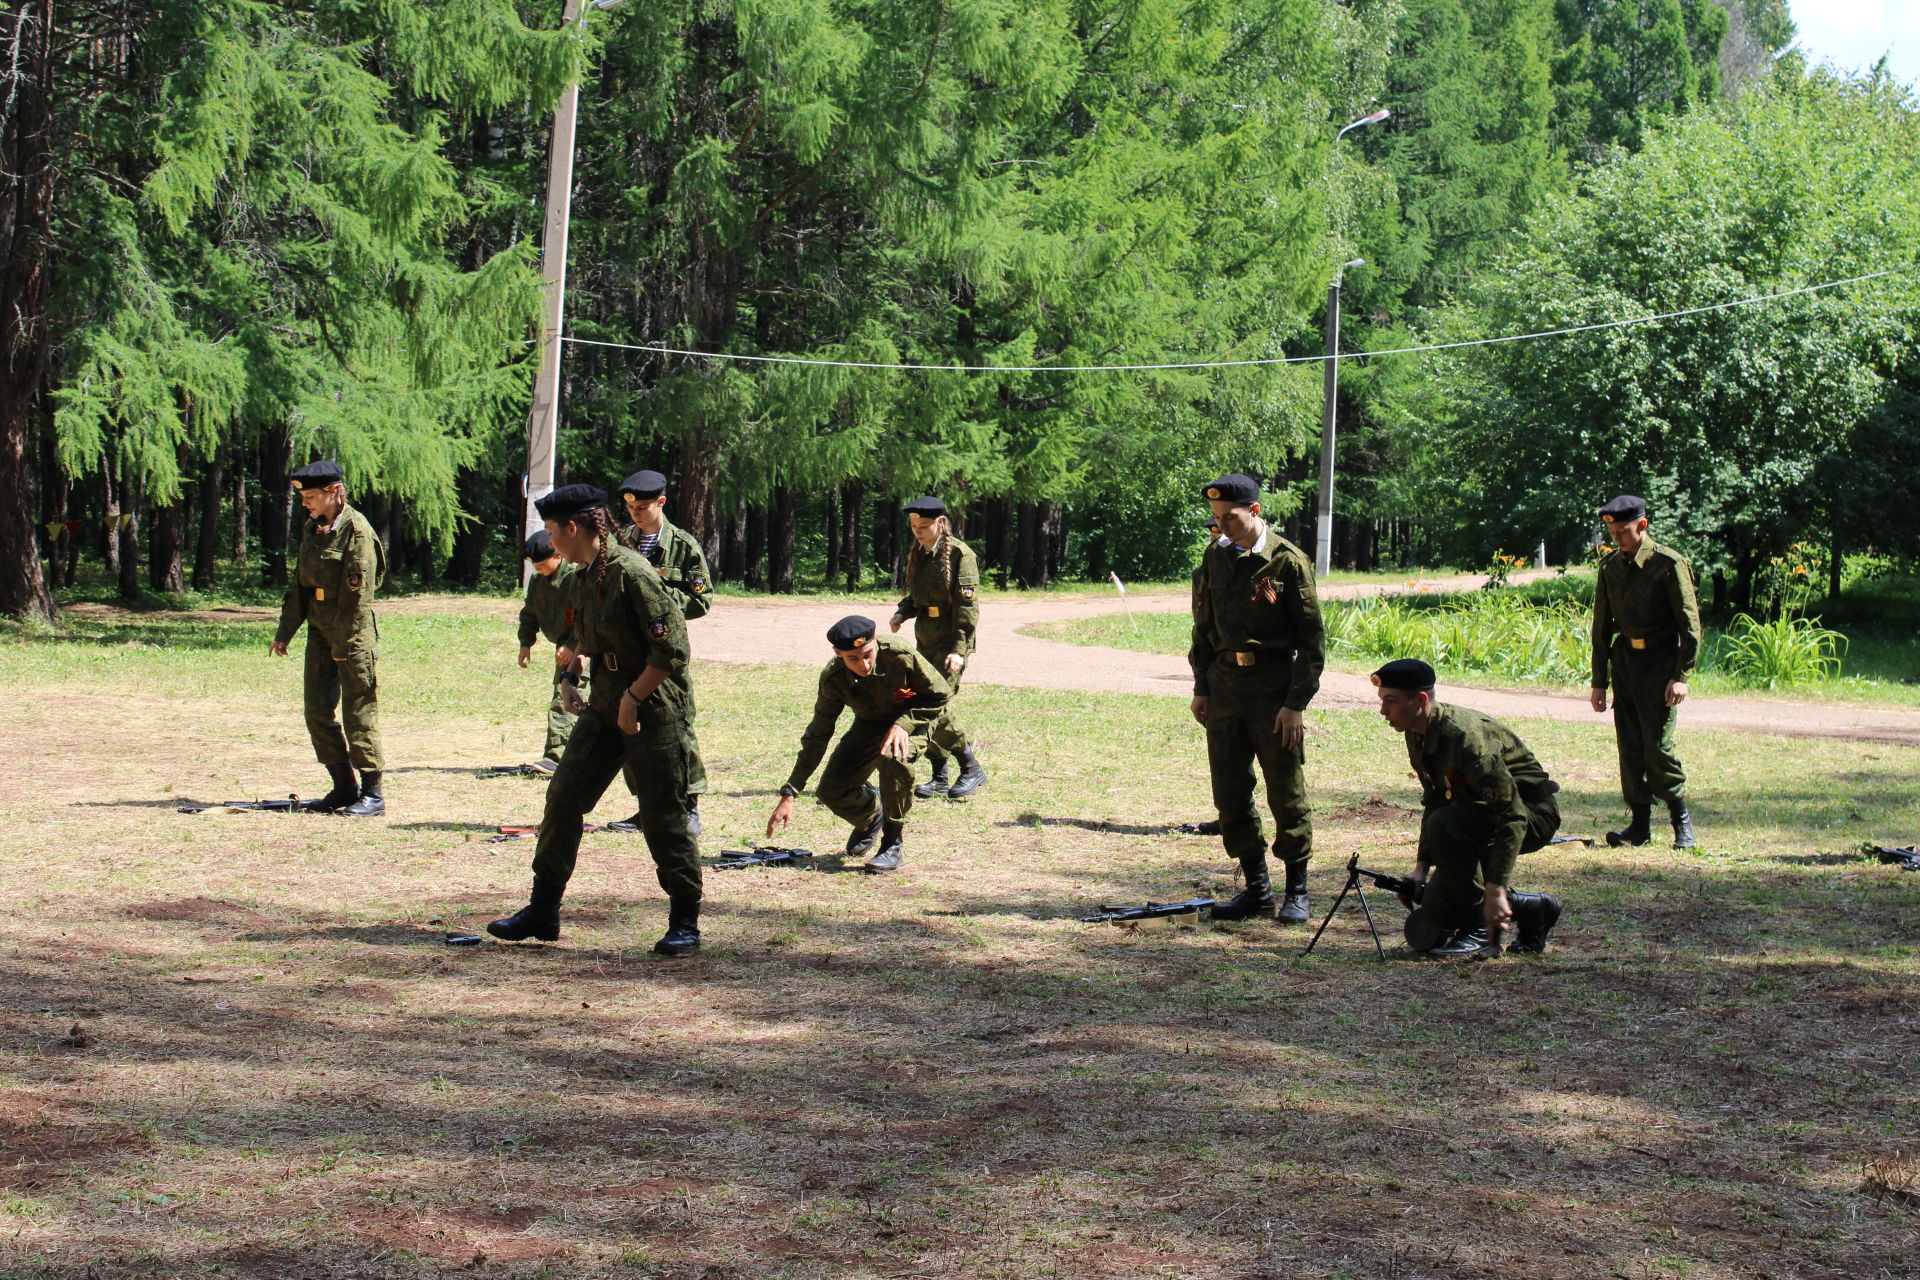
(1620, 634, 1676, 651)
(596, 651, 647, 673)
(1221, 649, 1286, 668)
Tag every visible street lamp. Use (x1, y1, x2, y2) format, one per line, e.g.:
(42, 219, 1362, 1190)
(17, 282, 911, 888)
(524, 0, 629, 577)
(1313, 107, 1389, 578)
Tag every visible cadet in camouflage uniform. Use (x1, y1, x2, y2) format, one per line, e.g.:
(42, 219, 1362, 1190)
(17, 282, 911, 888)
(516, 529, 578, 774)
(488, 485, 706, 957)
(765, 616, 952, 873)
(1189, 475, 1324, 924)
(269, 461, 386, 817)
(889, 495, 987, 800)
(1590, 495, 1703, 849)
(1373, 659, 1565, 958)
(616, 470, 712, 833)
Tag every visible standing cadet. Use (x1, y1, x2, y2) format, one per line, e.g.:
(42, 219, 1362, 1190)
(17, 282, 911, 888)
(1590, 495, 1703, 849)
(269, 461, 386, 817)
(487, 485, 705, 956)
(764, 617, 952, 873)
(1189, 475, 1324, 924)
(616, 470, 711, 833)
(889, 496, 988, 800)
(516, 530, 578, 774)
(1372, 659, 1564, 958)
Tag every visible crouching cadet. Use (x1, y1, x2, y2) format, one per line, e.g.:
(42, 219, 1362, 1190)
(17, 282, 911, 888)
(1372, 659, 1564, 958)
(765, 616, 952, 873)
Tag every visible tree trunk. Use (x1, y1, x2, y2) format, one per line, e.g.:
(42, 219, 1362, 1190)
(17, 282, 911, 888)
(842, 480, 864, 590)
(260, 424, 291, 587)
(117, 468, 141, 601)
(444, 466, 487, 588)
(770, 486, 796, 593)
(149, 469, 187, 595)
(721, 496, 746, 583)
(744, 500, 767, 591)
(0, 0, 57, 620)
(37, 417, 69, 589)
(230, 457, 248, 565)
(1047, 502, 1068, 584)
(824, 488, 841, 583)
(1827, 528, 1843, 607)
(193, 445, 223, 591)
(102, 466, 121, 576)
(1015, 500, 1040, 588)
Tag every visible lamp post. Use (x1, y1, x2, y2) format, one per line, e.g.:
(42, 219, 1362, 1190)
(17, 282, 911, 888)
(1313, 107, 1389, 578)
(524, 0, 627, 577)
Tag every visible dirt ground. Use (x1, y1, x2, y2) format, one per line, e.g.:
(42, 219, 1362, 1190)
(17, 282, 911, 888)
(1, 598, 1916, 1279)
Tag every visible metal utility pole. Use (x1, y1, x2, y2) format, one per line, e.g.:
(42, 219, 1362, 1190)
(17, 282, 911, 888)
(1314, 259, 1364, 578)
(1313, 107, 1389, 578)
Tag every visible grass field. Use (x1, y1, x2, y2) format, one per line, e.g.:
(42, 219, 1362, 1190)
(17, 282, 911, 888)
(3, 597, 1917, 1279)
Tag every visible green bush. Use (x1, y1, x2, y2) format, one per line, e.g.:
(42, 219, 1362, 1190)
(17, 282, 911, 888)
(1713, 614, 1848, 688)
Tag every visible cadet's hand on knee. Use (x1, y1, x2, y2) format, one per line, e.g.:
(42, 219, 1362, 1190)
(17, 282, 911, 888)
(1190, 696, 1209, 726)
(882, 724, 911, 761)
(767, 795, 795, 837)
(1274, 707, 1304, 750)
(1665, 680, 1688, 707)
(517, 646, 531, 669)
(1589, 687, 1607, 713)
(269, 640, 288, 658)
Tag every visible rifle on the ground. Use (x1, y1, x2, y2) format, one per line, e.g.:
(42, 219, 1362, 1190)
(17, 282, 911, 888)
(1080, 897, 1214, 924)
(714, 846, 817, 870)
(1172, 820, 1221, 836)
(477, 764, 543, 779)
(469, 823, 604, 845)
(1865, 844, 1920, 871)
(178, 796, 302, 814)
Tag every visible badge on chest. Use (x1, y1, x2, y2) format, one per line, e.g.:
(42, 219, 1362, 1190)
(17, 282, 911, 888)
(1252, 577, 1279, 605)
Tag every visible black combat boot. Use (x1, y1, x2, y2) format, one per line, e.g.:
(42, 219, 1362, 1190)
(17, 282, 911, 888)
(845, 797, 885, 859)
(945, 747, 988, 800)
(339, 771, 385, 817)
(1210, 858, 1275, 922)
(487, 883, 563, 942)
(864, 820, 905, 873)
(1668, 801, 1696, 850)
(1276, 860, 1310, 925)
(684, 794, 701, 837)
(1506, 892, 1563, 954)
(652, 898, 700, 956)
(1426, 926, 1498, 959)
(914, 760, 951, 800)
(607, 810, 644, 834)
(304, 763, 359, 813)
(1605, 805, 1653, 848)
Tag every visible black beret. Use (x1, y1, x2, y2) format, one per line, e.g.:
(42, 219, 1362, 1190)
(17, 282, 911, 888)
(1599, 494, 1648, 523)
(522, 530, 556, 562)
(826, 615, 877, 651)
(903, 495, 946, 518)
(1202, 474, 1259, 504)
(289, 460, 344, 490)
(535, 484, 607, 522)
(1203, 515, 1219, 530)
(618, 469, 668, 498)
(1371, 658, 1437, 692)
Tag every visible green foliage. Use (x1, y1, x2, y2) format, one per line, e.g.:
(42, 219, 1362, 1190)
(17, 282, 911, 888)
(1714, 613, 1847, 687)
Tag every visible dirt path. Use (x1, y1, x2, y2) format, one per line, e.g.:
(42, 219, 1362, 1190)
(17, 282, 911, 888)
(685, 571, 1920, 747)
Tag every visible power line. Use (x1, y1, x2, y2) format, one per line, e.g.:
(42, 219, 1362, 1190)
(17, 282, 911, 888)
(559, 266, 1913, 373)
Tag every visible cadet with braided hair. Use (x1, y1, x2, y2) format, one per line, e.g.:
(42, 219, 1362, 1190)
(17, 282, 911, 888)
(889, 496, 988, 800)
(488, 485, 707, 957)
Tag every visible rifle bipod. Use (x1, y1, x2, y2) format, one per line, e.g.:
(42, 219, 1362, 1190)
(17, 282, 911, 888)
(1298, 854, 1397, 962)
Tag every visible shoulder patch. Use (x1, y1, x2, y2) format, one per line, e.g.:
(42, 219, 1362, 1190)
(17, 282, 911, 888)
(689, 576, 708, 594)
(347, 571, 363, 591)
(959, 585, 975, 601)
(650, 619, 668, 639)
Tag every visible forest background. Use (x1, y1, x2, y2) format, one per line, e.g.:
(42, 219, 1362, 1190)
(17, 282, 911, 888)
(4, 0, 1916, 623)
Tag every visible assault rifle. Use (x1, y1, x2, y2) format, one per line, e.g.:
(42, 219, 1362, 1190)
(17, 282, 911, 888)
(1300, 853, 1428, 962)
(1866, 844, 1920, 871)
(477, 764, 543, 779)
(1080, 897, 1214, 924)
(178, 796, 302, 814)
(1172, 820, 1221, 836)
(1349, 863, 1425, 905)
(714, 846, 817, 870)
(468, 823, 604, 845)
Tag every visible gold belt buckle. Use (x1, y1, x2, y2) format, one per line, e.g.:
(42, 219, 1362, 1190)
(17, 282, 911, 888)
(314, 587, 326, 602)
(1234, 651, 1257, 667)
(1629, 637, 1647, 650)
(926, 606, 941, 618)
(602, 652, 621, 672)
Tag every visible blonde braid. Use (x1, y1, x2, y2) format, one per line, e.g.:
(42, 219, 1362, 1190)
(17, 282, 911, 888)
(588, 508, 612, 594)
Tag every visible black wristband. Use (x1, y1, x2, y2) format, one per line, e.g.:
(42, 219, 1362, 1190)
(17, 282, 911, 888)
(779, 783, 800, 799)
(559, 669, 579, 685)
